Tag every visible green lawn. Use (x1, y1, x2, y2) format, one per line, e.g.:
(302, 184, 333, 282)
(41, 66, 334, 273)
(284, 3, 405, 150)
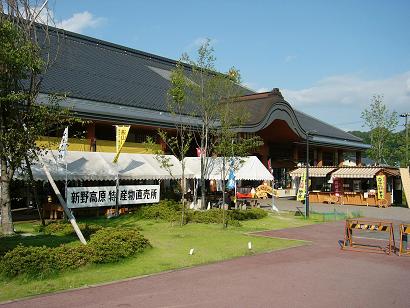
(0, 212, 319, 302)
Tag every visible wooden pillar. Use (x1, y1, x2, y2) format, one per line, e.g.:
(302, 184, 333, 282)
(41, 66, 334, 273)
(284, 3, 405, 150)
(259, 144, 269, 167)
(313, 149, 318, 166)
(87, 122, 96, 152)
(356, 151, 362, 166)
(317, 150, 323, 167)
(292, 146, 298, 163)
(338, 150, 344, 167)
(334, 150, 338, 166)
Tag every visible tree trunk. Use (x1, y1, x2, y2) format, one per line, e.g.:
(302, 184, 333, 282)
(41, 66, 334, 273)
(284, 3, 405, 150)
(222, 156, 227, 228)
(1, 159, 14, 234)
(200, 154, 206, 209)
(200, 125, 206, 209)
(180, 166, 186, 226)
(25, 156, 45, 226)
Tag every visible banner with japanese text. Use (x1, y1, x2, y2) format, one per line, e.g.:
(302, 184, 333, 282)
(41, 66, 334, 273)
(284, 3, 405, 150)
(113, 125, 130, 163)
(67, 185, 160, 208)
(296, 171, 306, 201)
(376, 175, 385, 200)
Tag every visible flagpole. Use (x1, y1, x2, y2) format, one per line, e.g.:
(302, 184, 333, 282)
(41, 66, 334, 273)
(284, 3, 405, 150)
(234, 179, 237, 209)
(65, 160, 68, 206)
(58, 127, 69, 217)
(115, 164, 119, 216)
(269, 158, 279, 213)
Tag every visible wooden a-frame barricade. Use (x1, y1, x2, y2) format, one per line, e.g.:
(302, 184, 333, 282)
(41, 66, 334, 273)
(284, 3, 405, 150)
(342, 219, 395, 255)
(399, 224, 409, 256)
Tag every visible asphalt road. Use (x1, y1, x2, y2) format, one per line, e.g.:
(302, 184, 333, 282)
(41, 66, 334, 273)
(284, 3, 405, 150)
(3, 221, 410, 308)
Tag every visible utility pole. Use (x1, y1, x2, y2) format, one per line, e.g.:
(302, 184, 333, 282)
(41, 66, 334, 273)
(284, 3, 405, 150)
(400, 113, 409, 167)
(305, 130, 316, 218)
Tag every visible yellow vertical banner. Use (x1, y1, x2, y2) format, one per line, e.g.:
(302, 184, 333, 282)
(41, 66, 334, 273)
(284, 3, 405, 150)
(376, 175, 385, 200)
(113, 125, 130, 163)
(296, 170, 307, 201)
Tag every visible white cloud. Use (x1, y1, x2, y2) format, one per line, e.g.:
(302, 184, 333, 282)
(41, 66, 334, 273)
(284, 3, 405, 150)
(185, 37, 218, 52)
(56, 11, 104, 33)
(285, 55, 297, 63)
(282, 72, 410, 130)
(283, 72, 410, 110)
(257, 87, 270, 93)
(241, 81, 256, 91)
(242, 81, 270, 93)
(17, 6, 103, 34)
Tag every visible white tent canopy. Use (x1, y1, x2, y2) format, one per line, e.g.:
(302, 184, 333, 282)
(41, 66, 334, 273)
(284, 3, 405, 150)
(183, 156, 273, 181)
(24, 151, 191, 181)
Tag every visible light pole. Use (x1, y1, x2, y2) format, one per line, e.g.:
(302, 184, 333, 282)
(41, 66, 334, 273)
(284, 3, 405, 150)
(400, 113, 409, 167)
(305, 130, 316, 218)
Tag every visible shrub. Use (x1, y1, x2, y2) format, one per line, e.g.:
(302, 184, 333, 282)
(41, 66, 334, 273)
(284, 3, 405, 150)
(229, 208, 267, 221)
(188, 209, 223, 224)
(36, 221, 103, 238)
(89, 228, 151, 263)
(0, 245, 57, 278)
(0, 227, 151, 278)
(54, 244, 93, 270)
(81, 224, 104, 238)
(138, 199, 181, 221)
(137, 200, 267, 225)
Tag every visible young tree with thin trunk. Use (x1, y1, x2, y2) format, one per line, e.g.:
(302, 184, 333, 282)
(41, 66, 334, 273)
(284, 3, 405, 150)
(154, 62, 193, 226)
(361, 95, 398, 165)
(213, 91, 263, 228)
(182, 39, 253, 209)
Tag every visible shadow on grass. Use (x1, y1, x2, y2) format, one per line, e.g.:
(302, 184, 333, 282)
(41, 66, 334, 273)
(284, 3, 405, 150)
(0, 234, 77, 257)
(80, 213, 144, 229)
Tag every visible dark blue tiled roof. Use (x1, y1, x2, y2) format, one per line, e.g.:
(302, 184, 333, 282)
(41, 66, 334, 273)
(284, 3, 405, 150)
(41, 28, 251, 112)
(293, 110, 362, 142)
(39, 27, 365, 147)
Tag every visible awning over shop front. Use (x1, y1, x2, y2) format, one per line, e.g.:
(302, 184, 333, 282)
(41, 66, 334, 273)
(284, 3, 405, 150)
(330, 167, 382, 179)
(24, 151, 191, 181)
(289, 167, 337, 178)
(183, 156, 273, 181)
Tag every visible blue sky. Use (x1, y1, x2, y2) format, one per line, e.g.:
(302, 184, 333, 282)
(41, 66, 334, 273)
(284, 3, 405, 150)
(48, 0, 410, 131)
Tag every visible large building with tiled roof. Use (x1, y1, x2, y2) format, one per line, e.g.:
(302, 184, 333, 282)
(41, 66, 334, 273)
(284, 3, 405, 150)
(37, 26, 369, 186)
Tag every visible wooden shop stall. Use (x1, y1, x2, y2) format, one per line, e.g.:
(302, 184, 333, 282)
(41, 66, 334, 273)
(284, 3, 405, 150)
(289, 167, 337, 202)
(320, 167, 400, 207)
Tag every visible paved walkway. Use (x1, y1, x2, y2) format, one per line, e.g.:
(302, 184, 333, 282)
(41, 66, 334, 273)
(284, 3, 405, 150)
(3, 222, 410, 308)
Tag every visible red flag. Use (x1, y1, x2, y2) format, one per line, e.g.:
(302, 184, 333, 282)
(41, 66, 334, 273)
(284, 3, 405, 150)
(196, 147, 206, 157)
(268, 158, 273, 174)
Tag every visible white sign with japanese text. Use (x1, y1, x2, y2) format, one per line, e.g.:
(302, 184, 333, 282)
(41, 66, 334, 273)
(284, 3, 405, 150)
(67, 185, 160, 208)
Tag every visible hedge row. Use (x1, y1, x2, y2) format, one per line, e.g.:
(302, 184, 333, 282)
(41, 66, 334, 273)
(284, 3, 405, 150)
(0, 228, 150, 278)
(36, 221, 103, 238)
(138, 200, 268, 225)
(138, 199, 182, 221)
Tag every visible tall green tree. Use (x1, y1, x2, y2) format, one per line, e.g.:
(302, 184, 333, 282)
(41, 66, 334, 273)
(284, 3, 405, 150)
(181, 39, 261, 209)
(0, 9, 77, 234)
(349, 129, 406, 166)
(361, 95, 398, 165)
(155, 62, 193, 226)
